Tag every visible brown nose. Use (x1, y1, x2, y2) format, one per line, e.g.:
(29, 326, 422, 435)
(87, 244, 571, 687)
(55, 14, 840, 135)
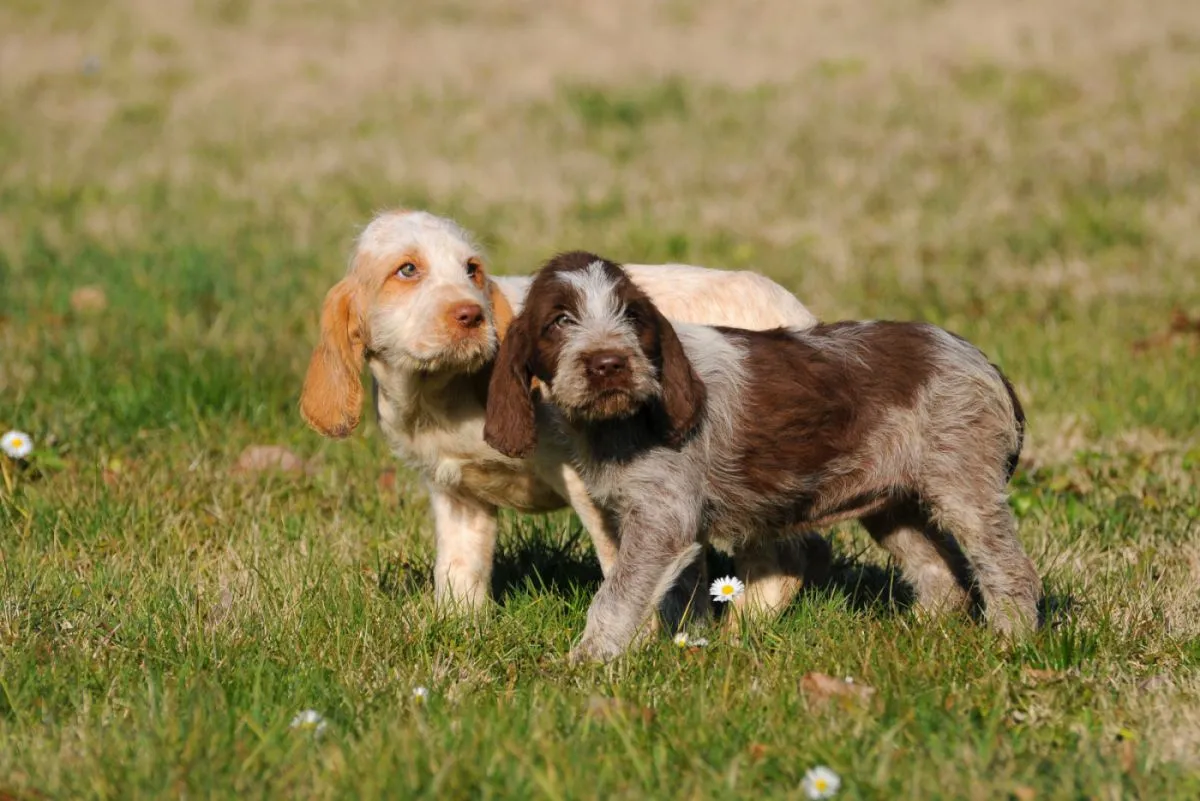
(586, 352, 629, 378)
(450, 303, 484, 329)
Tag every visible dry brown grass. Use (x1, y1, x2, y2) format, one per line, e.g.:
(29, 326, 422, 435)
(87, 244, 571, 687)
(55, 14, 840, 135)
(5, 0, 1200, 291)
(2, 2, 1199, 795)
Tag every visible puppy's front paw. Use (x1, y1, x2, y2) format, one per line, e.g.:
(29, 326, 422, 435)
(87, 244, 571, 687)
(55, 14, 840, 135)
(569, 636, 623, 664)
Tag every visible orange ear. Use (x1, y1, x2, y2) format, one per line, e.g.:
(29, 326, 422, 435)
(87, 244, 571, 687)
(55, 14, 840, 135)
(300, 280, 366, 438)
(488, 280, 515, 342)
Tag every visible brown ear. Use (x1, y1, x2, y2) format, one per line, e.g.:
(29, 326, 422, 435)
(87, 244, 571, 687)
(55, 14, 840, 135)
(488, 280, 515, 342)
(653, 307, 707, 448)
(300, 280, 365, 438)
(483, 314, 538, 458)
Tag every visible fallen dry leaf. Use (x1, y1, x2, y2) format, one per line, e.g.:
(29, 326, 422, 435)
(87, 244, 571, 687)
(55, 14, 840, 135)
(101, 456, 137, 487)
(1021, 667, 1064, 684)
(378, 468, 397, 492)
(1012, 785, 1037, 801)
(799, 672, 876, 709)
(70, 286, 108, 314)
(0, 785, 49, 801)
(585, 695, 655, 724)
(747, 742, 769, 762)
(233, 445, 306, 474)
(1131, 308, 1200, 353)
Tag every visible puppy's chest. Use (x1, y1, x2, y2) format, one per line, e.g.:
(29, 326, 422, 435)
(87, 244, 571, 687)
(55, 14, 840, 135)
(379, 394, 562, 512)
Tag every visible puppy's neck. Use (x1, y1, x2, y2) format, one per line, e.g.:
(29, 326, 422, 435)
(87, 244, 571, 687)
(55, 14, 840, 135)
(370, 357, 490, 435)
(570, 407, 663, 466)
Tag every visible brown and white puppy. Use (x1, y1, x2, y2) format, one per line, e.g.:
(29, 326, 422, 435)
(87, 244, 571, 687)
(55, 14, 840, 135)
(484, 252, 1042, 661)
(300, 210, 822, 611)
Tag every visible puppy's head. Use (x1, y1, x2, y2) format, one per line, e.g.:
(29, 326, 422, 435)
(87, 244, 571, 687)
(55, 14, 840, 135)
(483, 252, 706, 458)
(300, 210, 514, 438)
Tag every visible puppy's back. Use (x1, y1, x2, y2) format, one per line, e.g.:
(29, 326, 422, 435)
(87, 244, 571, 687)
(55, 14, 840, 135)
(692, 321, 1021, 485)
(625, 264, 818, 330)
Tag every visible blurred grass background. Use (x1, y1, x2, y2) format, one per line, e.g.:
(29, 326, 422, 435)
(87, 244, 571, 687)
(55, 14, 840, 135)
(1, 1, 1199, 798)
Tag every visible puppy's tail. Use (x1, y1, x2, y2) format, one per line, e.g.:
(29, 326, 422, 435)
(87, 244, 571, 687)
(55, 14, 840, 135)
(998, 370, 1025, 482)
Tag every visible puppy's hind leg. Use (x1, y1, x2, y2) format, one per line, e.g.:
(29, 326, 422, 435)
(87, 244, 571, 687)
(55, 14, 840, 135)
(922, 483, 1041, 637)
(728, 532, 831, 629)
(861, 499, 973, 618)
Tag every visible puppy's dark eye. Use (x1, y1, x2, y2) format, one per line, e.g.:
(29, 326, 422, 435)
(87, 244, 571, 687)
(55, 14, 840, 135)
(545, 313, 573, 334)
(396, 262, 419, 279)
(465, 260, 480, 279)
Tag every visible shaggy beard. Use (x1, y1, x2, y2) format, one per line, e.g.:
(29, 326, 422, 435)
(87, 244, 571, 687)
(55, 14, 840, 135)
(388, 334, 495, 374)
(559, 387, 656, 423)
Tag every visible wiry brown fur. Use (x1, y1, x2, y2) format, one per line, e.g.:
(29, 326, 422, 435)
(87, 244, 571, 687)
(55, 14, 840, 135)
(486, 253, 1042, 661)
(484, 252, 707, 457)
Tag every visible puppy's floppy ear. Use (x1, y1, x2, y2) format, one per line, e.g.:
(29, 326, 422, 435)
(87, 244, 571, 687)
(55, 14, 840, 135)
(487, 279, 515, 342)
(483, 313, 538, 458)
(300, 279, 366, 438)
(652, 306, 707, 448)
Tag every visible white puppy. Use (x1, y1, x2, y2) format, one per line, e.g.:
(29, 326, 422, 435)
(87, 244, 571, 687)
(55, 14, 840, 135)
(300, 210, 818, 609)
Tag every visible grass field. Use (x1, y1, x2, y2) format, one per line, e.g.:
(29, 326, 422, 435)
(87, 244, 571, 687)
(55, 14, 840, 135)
(2, 0, 1200, 797)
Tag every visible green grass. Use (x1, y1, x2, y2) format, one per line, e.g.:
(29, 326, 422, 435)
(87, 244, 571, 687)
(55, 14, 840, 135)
(2, 0, 1200, 798)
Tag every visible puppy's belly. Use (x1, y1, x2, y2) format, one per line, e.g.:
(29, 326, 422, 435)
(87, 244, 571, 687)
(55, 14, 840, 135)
(705, 491, 894, 553)
(707, 518, 760, 555)
(457, 461, 567, 513)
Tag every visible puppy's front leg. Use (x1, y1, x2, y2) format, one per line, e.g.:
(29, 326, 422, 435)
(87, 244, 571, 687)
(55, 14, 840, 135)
(560, 466, 621, 577)
(572, 504, 703, 662)
(427, 484, 498, 611)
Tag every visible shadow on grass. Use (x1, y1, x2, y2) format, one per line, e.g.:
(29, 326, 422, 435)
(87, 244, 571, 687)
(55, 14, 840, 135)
(814, 551, 1077, 630)
(493, 521, 604, 604)
(1039, 591, 1079, 629)
(491, 530, 922, 617)
(392, 519, 1075, 635)
(823, 552, 917, 616)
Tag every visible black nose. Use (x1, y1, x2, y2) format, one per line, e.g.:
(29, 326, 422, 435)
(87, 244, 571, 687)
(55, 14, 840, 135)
(586, 352, 629, 377)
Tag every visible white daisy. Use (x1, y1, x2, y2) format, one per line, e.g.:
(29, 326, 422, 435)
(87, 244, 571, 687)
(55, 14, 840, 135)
(289, 709, 328, 736)
(673, 632, 711, 648)
(1, 431, 33, 460)
(802, 765, 841, 799)
(709, 575, 745, 603)
(412, 686, 430, 703)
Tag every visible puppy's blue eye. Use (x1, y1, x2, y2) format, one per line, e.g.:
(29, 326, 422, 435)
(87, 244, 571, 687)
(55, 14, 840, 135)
(396, 262, 419, 278)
